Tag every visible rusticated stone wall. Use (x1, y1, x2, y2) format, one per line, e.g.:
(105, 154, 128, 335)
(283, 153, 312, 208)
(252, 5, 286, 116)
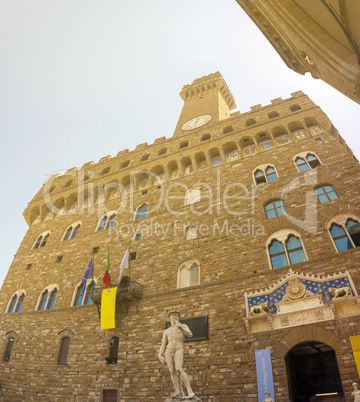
(1, 74, 360, 401)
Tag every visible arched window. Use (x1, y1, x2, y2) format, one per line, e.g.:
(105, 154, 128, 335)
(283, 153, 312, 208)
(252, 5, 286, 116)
(185, 188, 201, 205)
(268, 111, 279, 119)
(178, 261, 200, 288)
(63, 223, 81, 241)
(295, 157, 309, 172)
(290, 104, 301, 112)
(97, 213, 117, 231)
(100, 167, 111, 175)
(74, 286, 84, 306)
(15, 294, 25, 312)
(347, 219, 360, 246)
(39, 291, 49, 310)
(7, 292, 26, 313)
(269, 240, 287, 269)
(265, 200, 287, 219)
(246, 118, 256, 127)
(268, 233, 307, 269)
(295, 153, 321, 172)
(8, 295, 17, 313)
(315, 186, 339, 204)
(135, 204, 148, 220)
(254, 170, 266, 185)
(37, 287, 58, 311)
(32, 232, 50, 249)
(98, 216, 107, 231)
(254, 166, 278, 185)
(57, 337, 70, 365)
(48, 289, 57, 309)
(223, 126, 233, 134)
(73, 281, 96, 306)
(3, 337, 15, 362)
(85, 282, 96, 305)
(265, 166, 278, 182)
(329, 218, 360, 252)
(201, 134, 211, 141)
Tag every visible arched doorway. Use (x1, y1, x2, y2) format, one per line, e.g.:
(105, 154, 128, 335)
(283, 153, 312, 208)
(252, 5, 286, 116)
(286, 341, 345, 402)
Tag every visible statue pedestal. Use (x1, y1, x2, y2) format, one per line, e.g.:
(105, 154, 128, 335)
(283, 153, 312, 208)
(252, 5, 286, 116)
(164, 396, 202, 401)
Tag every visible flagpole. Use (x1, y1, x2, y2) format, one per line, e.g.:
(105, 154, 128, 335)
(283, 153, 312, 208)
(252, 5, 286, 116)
(128, 241, 131, 286)
(108, 245, 110, 287)
(92, 250, 95, 282)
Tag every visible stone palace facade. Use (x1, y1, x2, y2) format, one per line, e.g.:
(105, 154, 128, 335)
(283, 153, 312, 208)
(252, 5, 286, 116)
(0, 72, 360, 401)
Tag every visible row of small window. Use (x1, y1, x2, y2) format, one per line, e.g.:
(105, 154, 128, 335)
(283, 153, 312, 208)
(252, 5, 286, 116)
(181, 219, 360, 274)
(3, 333, 71, 366)
(31, 140, 324, 225)
(31, 184, 339, 250)
(8, 260, 197, 314)
(265, 186, 338, 219)
(31, 205, 148, 249)
(3, 334, 120, 377)
(9, 219, 360, 314)
(6, 281, 96, 313)
(254, 153, 321, 185)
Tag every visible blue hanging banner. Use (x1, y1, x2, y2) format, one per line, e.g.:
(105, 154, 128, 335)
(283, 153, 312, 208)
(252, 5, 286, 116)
(255, 348, 275, 402)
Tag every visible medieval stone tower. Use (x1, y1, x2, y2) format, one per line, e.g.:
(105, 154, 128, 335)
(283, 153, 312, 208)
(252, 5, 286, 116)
(1, 72, 360, 401)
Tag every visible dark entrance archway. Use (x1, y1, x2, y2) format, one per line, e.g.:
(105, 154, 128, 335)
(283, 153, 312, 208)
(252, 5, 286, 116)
(286, 341, 345, 402)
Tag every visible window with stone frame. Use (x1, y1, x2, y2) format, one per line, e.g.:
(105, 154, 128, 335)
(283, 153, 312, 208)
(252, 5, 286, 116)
(3, 336, 15, 362)
(178, 260, 200, 288)
(254, 165, 278, 185)
(329, 217, 360, 253)
(57, 337, 70, 365)
(32, 231, 50, 249)
(264, 200, 287, 219)
(37, 287, 58, 311)
(62, 223, 81, 240)
(6, 292, 25, 313)
(295, 153, 321, 172)
(73, 281, 96, 306)
(315, 185, 339, 204)
(97, 213, 117, 231)
(267, 232, 307, 269)
(135, 204, 148, 220)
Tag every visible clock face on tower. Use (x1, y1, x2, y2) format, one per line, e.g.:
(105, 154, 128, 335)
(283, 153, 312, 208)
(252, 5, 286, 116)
(181, 115, 212, 131)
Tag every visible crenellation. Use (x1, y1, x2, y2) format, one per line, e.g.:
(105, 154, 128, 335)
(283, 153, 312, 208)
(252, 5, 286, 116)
(250, 104, 262, 111)
(98, 155, 112, 163)
(81, 161, 94, 168)
(270, 97, 283, 104)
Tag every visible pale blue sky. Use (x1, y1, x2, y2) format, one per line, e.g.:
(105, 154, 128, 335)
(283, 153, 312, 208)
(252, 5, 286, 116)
(0, 0, 359, 288)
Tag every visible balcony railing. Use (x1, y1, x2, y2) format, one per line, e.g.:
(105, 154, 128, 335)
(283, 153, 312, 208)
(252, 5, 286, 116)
(91, 281, 144, 313)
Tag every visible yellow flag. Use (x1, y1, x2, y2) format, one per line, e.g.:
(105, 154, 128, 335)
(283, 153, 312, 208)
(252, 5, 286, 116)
(101, 288, 117, 329)
(350, 335, 360, 378)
